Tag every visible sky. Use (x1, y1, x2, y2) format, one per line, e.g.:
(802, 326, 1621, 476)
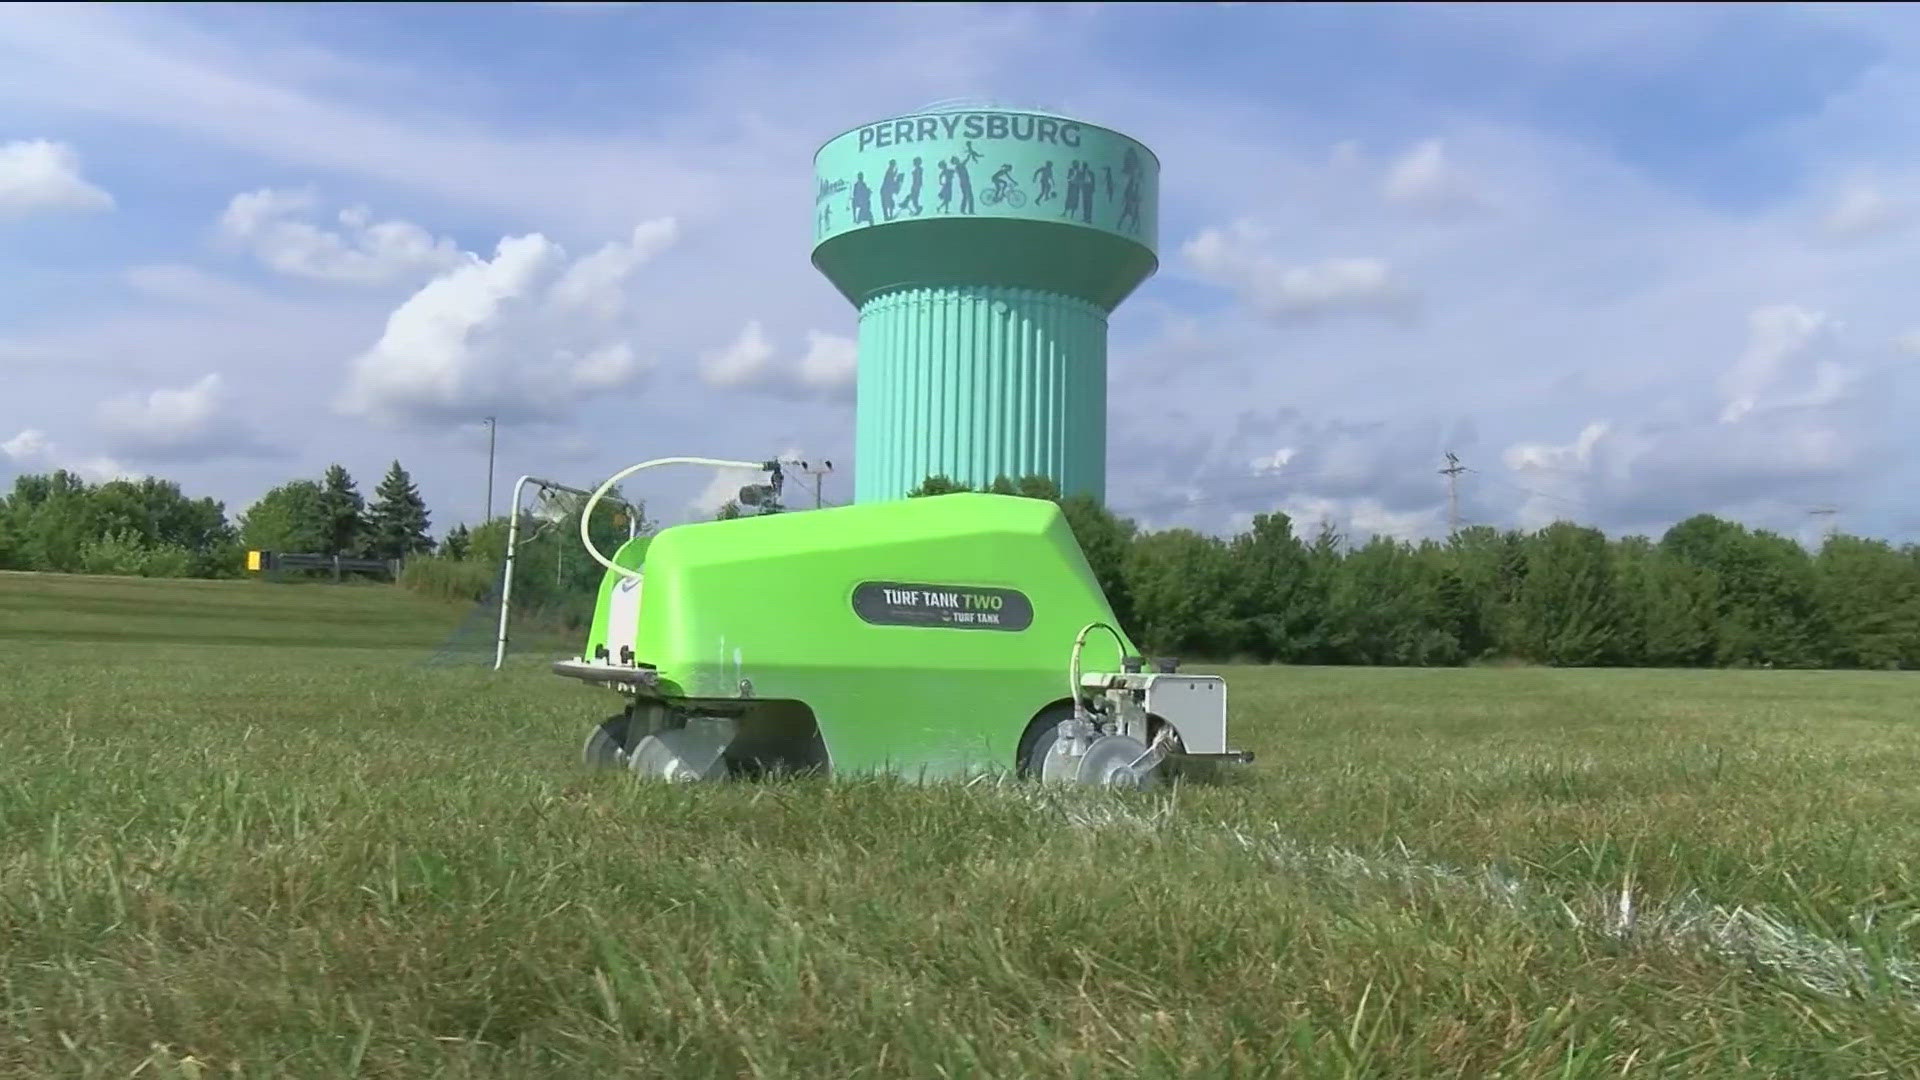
(3, 1, 1918, 546)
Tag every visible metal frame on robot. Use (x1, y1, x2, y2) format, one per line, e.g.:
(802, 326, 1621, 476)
(493, 474, 641, 671)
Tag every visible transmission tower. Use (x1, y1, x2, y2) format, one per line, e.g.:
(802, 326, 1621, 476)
(1439, 451, 1466, 533)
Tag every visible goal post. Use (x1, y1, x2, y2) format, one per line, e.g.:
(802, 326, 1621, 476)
(494, 474, 641, 671)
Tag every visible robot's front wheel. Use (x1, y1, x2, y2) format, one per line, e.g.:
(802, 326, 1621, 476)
(582, 711, 631, 769)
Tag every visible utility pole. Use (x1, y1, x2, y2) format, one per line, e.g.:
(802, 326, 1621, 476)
(1439, 451, 1465, 533)
(788, 458, 834, 508)
(483, 416, 497, 521)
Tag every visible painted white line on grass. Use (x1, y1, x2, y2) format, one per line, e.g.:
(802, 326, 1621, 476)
(1011, 785, 1920, 1007)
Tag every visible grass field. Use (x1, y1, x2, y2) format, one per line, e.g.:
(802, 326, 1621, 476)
(3, 572, 1917, 1077)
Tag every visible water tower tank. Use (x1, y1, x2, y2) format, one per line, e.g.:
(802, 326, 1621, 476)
(811, 103, 1159, 504)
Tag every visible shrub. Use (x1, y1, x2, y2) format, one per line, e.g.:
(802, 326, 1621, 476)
(399, 555, 498, 603)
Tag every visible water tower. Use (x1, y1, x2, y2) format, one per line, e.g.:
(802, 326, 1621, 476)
(811, 102, 1159, 504)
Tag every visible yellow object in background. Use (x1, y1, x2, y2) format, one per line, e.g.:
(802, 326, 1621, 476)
(246, 550, 262, 571)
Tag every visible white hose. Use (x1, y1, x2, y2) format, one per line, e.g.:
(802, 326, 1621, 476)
(578, 456, 768, 582)
(1068, 620, 1125, 725)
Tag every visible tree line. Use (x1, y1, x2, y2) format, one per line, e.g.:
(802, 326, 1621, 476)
(0, 461, 438, 579)
(5, 462, 1916, 670)
(902, 474, 1920, 671)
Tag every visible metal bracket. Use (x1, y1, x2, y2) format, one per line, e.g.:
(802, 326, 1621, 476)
(551, 658, 660, 689)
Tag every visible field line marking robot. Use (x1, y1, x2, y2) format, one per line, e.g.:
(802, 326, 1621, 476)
(551, 457, 1254, 788)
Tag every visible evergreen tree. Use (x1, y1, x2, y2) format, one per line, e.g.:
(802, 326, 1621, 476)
(363, 460, 434, 560)
(442, 523, 472, 561)
(316, 464, 366, 556)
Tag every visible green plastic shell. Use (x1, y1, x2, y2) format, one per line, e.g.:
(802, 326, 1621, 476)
(583, 492, 1138, 779)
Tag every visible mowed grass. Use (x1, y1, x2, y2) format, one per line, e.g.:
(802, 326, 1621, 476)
(2, 573, 1917, 1077)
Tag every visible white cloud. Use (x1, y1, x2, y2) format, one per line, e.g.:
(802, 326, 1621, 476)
(1250, 447, 1295, 473)
(700, 320, 776, 388)
(93, 372, 279, 461)
(1490, 302, 1884, 531)
(0, 138, 112, 217)
(700, 321, 857, 402)
(2, 428, 51, 461)
(97, 373, 224, 445)
(1718, 305, 1838, 424)
(548, 219, 677, 319)
(1505, 420, 1611, 475)
(1502, 422, 1614, 529)
(1, 427, 132, 482)
(1822, 181, 1906, 240)
(569, 343, 638, 390)
(336, 217, 678, 427)
(218, 188, 465, 285)
(124, 263, 274, 308)
(1181, 222, 1416, 324)
(796, 331, 857, 390)
(1895, 330, 1920, 357)
(1382, 138, 1482, 211)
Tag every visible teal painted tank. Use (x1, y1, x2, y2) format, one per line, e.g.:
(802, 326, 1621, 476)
(811, 103, 1160, 504)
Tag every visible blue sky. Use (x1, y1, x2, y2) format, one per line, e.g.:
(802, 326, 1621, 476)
(3, 1, 1917, 544)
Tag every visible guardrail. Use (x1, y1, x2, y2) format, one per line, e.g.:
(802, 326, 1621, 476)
(245, 550, 403, 581)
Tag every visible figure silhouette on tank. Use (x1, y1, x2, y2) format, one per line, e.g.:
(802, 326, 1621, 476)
(901, 157, 925, 216)
(850, 172, 873, 226)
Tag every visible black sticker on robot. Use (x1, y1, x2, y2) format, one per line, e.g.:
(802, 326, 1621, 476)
(852, 581, 1033, 631)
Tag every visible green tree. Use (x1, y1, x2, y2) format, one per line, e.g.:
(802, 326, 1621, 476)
(1814, 534, 1920, 669)
(1441, 525, 1525, 660)
(89, 476, 237, 577)
(1227, 510, 1325, 662)
(3, 471, 98, 572)
(1321, 534, 1461, 666)
(1511, 521, 1620, 665)
(1124, 528, 1240, 659)
(237, 479, 328, 554)
(1661, 514, 1827, 667)
(364, 460, 433, 560)
(1057, 492, 1138, 635)
(316, 464, 367, 556)
(1613, 536, 1718, 667)
(905, 474, 973, 498)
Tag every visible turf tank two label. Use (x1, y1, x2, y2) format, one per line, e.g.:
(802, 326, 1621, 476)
(850, 580, 1034, 631)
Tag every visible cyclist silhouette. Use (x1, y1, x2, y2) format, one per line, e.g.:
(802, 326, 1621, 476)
(980, 164, 1026, 208)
